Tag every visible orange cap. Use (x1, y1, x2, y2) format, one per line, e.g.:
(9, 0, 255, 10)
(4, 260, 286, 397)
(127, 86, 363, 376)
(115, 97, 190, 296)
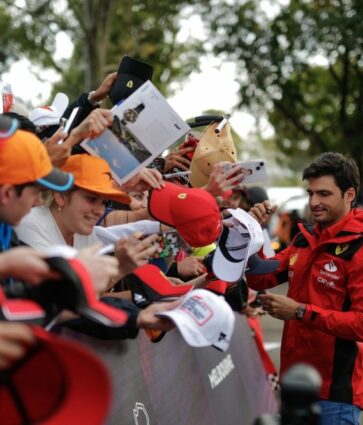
(0, 117, 73, 190)
(61, 154, 131, 204)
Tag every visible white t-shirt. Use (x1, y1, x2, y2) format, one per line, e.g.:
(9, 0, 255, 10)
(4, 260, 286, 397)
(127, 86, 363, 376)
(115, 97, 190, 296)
(15, 206, 99, 250)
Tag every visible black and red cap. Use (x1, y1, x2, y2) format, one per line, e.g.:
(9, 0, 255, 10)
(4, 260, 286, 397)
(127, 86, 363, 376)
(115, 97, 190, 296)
(0, 326, 111, 425)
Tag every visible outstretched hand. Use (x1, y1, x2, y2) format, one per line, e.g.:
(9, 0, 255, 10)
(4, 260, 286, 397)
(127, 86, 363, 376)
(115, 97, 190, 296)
(115, 232, 160, 278)
(121, 168, 164, 192)
(204, 162, 245, 197)
(136, 299, 180, 331)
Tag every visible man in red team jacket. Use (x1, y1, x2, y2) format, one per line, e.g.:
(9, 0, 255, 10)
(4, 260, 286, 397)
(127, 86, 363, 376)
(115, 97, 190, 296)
(247, 152, 363, 425)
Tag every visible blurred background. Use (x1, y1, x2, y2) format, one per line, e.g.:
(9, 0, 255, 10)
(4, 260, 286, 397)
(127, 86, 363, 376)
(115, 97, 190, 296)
(1, 0, 363, 188)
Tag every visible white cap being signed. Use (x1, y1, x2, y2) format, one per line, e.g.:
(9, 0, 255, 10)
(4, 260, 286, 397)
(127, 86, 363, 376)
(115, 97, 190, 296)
(157, 289, 235, 352)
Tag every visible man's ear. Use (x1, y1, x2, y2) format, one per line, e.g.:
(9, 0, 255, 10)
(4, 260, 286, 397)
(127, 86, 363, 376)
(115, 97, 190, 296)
(345, 187, 356, 204)
(0, 184, 15, 206)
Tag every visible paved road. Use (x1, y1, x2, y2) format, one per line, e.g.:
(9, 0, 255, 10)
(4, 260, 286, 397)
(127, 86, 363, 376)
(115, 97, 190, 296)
(259, 283, 287, 372)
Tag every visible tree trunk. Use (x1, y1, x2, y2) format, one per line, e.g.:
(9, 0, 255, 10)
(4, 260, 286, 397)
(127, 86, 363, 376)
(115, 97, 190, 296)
(81, 0, 115, 90)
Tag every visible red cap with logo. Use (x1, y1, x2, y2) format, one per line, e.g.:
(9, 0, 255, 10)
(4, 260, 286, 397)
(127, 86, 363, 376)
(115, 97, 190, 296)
(148, 182, 222, 247)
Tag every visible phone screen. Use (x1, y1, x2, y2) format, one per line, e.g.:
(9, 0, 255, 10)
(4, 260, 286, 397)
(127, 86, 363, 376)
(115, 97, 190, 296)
(153, 231, 181, 258)
(148, 157, 166, 174)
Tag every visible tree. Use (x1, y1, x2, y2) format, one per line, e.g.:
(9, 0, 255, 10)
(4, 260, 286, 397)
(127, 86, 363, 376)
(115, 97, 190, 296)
(202, 0, 363, 175)
(0, 0, 205, 101)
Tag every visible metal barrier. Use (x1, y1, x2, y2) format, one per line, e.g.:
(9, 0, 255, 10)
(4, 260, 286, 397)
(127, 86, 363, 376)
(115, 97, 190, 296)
(61, 314, 278, 425)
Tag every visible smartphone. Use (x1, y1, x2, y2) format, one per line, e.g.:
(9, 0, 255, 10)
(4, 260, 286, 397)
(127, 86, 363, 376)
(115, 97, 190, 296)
(223, 160, 267, 184)
(58, 107, 81, 144)
(148, 157, 166, 174)
(153, 231, 181, 258)
(238, 160, 267, 183)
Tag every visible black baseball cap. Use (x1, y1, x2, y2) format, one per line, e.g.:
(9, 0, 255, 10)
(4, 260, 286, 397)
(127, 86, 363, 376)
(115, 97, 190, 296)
(109, 55, 153, 105)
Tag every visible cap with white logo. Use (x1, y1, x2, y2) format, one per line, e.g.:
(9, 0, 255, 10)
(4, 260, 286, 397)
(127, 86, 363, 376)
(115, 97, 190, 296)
(156, 289, 235, 352)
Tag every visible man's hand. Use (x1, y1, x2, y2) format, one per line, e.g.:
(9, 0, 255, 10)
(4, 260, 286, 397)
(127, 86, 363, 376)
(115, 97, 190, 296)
(91, 72, 118, 103)
(164, 147, 194, 172)
(115, 233, 160, 278)
(249, 201, 277, 226)
(76, 244, 120, 295)
(0, 323, 35, 370)
(121, 168, 164, 192)
(43, 128, 71, 167)
(0, 247, 58, 285)
(136, 300, 180, 331)
(66, 108, 114, 144)
(258, 293, 300, 320)
(203, 163, 245, 197)
(176, 256, 205, 278)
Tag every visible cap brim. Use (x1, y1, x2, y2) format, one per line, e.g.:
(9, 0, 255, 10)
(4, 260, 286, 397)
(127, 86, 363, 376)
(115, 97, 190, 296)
(68, 259, 128, 327)
(0, 115, 19, 139)
(75, 183, 131, 204)
(245, 253, 280, 275)
(51, 93, 69, 118)
(0, 326, 111, 425)
(131, 264, 192, 301)
(37, 167, 74, 191)
(189, 160, 210, 188)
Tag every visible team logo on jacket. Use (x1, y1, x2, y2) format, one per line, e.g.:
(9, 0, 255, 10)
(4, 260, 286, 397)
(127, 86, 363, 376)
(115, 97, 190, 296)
(335, 243, 349, 255)
(317, 260, 340, 289)
(289, 253, 298, 266)
(324, 260, 337, 273)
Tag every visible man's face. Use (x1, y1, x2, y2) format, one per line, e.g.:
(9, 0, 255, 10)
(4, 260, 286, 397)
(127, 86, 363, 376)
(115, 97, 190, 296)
(0, 185, 44, 226)
(307, 175, 354, 228)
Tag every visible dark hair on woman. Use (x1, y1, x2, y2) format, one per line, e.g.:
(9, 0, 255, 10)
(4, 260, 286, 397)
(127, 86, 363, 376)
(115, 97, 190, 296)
(302, 152, 360, 201)
(1, 112, 37, 135)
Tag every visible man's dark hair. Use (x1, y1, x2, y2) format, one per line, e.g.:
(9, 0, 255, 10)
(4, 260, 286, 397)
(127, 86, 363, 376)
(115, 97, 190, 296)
(1, 112, 37, 134)
(302, 152, 360, 202)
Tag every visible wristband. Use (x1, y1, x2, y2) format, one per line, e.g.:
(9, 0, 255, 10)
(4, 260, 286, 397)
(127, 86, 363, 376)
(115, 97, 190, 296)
(87, 91, 102, 107)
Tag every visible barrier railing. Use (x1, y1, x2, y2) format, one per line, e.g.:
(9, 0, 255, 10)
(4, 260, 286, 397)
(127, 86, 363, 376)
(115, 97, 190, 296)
(61, 314, 278, 425)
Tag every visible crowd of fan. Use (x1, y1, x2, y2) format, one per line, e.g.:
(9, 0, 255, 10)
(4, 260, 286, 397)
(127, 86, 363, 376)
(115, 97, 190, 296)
(1, 55, 363, 425)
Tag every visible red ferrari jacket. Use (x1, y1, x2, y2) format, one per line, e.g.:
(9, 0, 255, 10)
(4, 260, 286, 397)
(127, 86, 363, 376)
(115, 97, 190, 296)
(247, 208, 363, 408)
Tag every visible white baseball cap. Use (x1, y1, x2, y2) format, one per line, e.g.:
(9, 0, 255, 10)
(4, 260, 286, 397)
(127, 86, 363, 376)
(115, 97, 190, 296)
(156, 289, 235, 352)
(228, 208, 279, 275)
(212, 225, 250, 282)
(212, 208, 279, 279)
(29, 93, 69, 126)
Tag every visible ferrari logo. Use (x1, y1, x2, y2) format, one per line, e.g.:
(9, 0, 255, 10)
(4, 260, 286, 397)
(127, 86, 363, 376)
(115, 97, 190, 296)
(335, 244, 349, 255)
(127, 80, 134, 88)
(289, 253, 298, 266)
(177, 193, 187, 199)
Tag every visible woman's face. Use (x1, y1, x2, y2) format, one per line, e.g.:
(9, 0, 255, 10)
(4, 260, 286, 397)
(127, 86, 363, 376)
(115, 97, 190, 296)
(129, 191, 148, 210)
(61, 189, 107, 235)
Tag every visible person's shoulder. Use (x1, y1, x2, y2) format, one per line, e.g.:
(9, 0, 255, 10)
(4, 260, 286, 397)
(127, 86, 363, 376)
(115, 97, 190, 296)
(26, 205, 49, 218)
(21, 206, 51, 226)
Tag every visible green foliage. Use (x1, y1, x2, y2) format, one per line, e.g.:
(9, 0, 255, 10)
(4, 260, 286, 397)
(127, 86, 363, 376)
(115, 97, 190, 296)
(202, 0, 363, 174)
(0, 0, 206, 101)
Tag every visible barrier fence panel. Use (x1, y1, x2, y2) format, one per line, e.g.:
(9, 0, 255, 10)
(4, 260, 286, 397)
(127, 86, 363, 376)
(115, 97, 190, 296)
(61, 314, 278, 425)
